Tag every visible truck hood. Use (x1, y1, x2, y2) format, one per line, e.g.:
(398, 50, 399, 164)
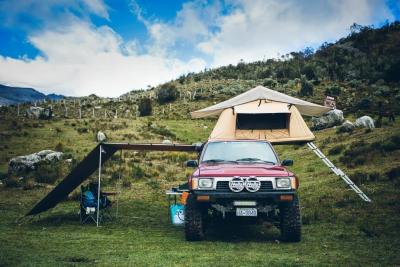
(197, 163, 292, 177)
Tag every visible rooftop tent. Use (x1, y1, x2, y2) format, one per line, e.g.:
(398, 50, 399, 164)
(191, 85, 331, 143)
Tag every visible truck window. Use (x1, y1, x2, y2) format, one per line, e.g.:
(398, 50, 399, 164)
(202, 141, 278, 164)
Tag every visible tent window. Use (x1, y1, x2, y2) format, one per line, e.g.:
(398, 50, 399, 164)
(236, 113, 289, 130)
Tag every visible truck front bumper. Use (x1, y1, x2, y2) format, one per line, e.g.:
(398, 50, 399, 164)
(192, 190, 296, 203)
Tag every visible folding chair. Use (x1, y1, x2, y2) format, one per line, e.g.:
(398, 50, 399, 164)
(79, 183, 113, 224)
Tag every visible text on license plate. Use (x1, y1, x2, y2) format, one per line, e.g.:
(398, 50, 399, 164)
(236, 208, 257, 217)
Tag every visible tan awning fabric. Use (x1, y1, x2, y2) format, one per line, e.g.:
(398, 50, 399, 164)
(191, 85, 330, 118)
(234, 100, 290, 114)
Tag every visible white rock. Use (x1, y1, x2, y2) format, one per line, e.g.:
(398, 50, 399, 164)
(312, 109, 344, 130)
(8, 150, 64, 174)
(97, 131, 107, 142)
(355, 116, 375, 129)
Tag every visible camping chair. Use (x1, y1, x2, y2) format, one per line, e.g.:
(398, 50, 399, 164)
(79, 183, 113, 224)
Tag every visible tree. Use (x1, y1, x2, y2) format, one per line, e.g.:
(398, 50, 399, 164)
(299, 76, 314, 96)
(138, 98, 152, 116)
(157, 84, 178, 104)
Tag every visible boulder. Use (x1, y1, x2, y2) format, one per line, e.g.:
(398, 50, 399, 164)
(26, 106, 52, 119)
(311, 109, 344, 130)
(8, 150, 63, 174)
(355, 116, 375, 129)
(97, 131, 107, 142)
(337, 120, 355, 133)
(162, 139, 172, 144)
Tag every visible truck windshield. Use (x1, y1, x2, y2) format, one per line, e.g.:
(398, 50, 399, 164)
(201, 141, 278, 164)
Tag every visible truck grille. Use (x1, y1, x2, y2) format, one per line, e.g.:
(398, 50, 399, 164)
(216, 181, 273, 192)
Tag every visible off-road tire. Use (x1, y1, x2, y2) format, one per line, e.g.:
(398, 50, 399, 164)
(185, 194, 205, 241)
(279, 196, 301, 242)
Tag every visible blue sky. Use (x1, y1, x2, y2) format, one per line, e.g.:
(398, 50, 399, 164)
(0, 0, 398, 97)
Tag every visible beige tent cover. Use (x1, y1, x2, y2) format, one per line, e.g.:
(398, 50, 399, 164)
(209, 100, 315, 142)
(191, 85, 330, 118)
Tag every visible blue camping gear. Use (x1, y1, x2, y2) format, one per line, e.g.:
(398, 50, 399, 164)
(170, 204, 185, 226)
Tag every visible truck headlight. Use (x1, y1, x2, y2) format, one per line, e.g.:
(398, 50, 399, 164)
(276, 178, 291, 188)
(198, 178, 213, 189)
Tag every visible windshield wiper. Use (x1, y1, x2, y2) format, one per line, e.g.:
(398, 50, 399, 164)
(236, 158, 275, 164)
(202, 159, 238, 164)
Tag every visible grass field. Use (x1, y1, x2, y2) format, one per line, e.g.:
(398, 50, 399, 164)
(0, 115, 400, 266)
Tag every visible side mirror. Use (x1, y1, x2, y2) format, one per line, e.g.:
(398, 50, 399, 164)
(186, 160, 198, 168)
(281, 159, 293, 166)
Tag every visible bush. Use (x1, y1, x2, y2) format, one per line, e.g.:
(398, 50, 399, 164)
(132, 165, 145, 179)
(138, 98, 152, 116)
(328, 145, 345, 155)
(76, 127, 88, 134)
(350, 171, 381, 184)
(157, 84, 178, 104)
(34, 162, 63, 184)
(23, 179, 35, 190)
(299, 78, 314, 96)
(4, 176, 21, 188)
(54, 142, 64, 152)
(122, 178, 131, 188)
(325, 85, 341, 96)
(386, 167, 400, 181)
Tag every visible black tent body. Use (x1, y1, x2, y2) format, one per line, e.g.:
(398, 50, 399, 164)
(26, 142, 199, 216)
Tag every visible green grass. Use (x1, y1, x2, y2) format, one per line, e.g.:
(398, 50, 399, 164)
(0, 114, 400, 266)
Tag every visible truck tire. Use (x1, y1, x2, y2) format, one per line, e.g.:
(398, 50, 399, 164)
(279, 196, 301, 242)
(185, 195, 205, 241)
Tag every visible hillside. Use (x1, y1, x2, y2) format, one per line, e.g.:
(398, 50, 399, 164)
(120, 21, 400, 120)
(0, 84, 64, 106)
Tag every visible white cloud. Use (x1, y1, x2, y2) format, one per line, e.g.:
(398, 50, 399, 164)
(0, 21, 206, 97)
(130, 0, 221, 56)
(197, 0, 395, 66)
(0, 0, 110, 28)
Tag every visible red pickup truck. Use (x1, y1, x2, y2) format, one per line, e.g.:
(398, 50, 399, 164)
(185, 140, 301, 242)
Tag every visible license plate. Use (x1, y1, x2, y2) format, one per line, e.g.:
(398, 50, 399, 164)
(236, 208, 257, 217)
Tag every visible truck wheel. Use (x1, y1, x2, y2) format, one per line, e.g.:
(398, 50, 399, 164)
(279, 196, 301, 242)
(185, 195, 205, 241)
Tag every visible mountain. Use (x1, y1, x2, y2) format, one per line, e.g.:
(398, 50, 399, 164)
(0, 84, 64, 106)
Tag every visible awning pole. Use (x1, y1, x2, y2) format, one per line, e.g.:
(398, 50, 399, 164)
(97, 145, 102, 227)
(116, 149, 122, 218)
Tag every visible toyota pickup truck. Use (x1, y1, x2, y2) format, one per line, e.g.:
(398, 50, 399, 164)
(185, 140, 301, 242)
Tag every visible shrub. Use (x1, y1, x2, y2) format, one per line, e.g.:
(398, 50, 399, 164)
(76, 127, 88, 134)
(328, 145, 345, 155)
(55, 127, 63, 134)
(146, 178, 160, 190)
(23, 179, 35, 190)
(157, 84, 178, 104)
(299, 77, 314, 96)
(54, 142, 64, 152)
(132, 165, 145, 179)
(325, 85, 341, 96)
(4, 176, 21, 188)
(34, 162, 63, 184)
(122, 178, 131, 188)
(386, 167, 400, 181)
(138, 98, 152, 116)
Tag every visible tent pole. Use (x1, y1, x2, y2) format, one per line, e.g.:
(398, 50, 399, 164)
(97, 145, 102, 227)
(116, 149, 122, 218)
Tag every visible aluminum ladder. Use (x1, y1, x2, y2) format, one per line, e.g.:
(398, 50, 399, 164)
(307, 142, 371, 202)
